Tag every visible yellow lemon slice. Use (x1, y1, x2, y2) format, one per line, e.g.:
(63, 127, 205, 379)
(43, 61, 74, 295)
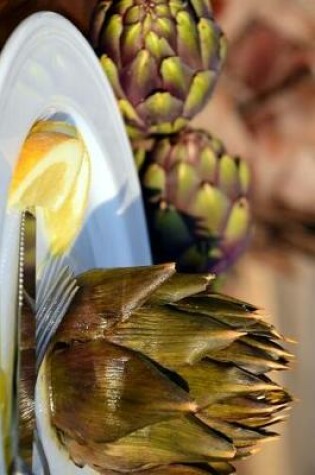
(9, 129, 84, 211)
(8, 121, 91, 255)
(43, 148, 90, 255)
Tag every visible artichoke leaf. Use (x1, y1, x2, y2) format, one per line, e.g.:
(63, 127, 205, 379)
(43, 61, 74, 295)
(174, 295, 280, 337)
(101, 14, 123, 66)
(183, 71, 215, 118)
(107, 305, 244, 368)
(77, 264, 175, 322)
(198, 18, 219, 70)
(197, 414, 277, 451)
(81, 416, 235, 471)
(122, 49, 159, 104)
(161, 56, 193, 100)
(178, 360, 280, 408)
(209, 340, 290, 374)
(149, 272, 213, 305)
(208, 462, 236, 475)
(50, 341, 194, 444)
(137, 92, 184, 125)
(121, 23, 144, 63)
(176, 11, 201, 69)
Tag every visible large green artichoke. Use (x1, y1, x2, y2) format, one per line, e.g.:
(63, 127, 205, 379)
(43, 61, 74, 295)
(22, 265, 292, 474)
(91, 0, 226, 138)
(140, 128, 252, 274)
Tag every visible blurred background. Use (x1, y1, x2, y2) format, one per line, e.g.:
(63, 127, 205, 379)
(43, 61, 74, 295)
(194, 1, 315, 474)
(1, 0, 315, 474)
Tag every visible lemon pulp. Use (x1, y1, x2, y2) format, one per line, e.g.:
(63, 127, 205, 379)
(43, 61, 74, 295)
(8, 121, 91, 255)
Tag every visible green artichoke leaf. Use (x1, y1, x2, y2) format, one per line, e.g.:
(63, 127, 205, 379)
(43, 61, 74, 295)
(197, 414, 277, 453)
(50, 341, 195, 444)
(188, 184, 230, 234)
(137, 92, 184, 125)
(238, 414, 289, 431)
(183, 71, 215, 118)
(143, 163, 166, 196)
(169, 161, 200, 209)
(85, 464, 223, 475)
(135, 465, 225, 475)
(239, 161, 251, 195)
(90, 0, 112, 48)
(106, 305, 243, 369)
(134, 146, 147, 170)
(124, 49, 159, 104)
(119, 99, 143, 127)
(114, 0, 134, 14)
(155, 17, 176, 43)
(240, 335, 292, 360)
(176, 11, 201, 70)
(121, 23, 144, 64)
(190, 0, 213, 18)
(96, 416, 235, 470)
(218, 155, 239, 198)
(151, 138, 172, 166)
(203, 394, 291, 425)
(178, 360, 280, 408)
(145, 31, 174, 61)
(199, 147, 217, 183)
(161, 56, 193, 100)
(224, 199, 251, 246)
(209, 340, 289, 374)
(174, 295, 275, 335)
(100, 56, 126, 99)
(170, 141, 189, 163)
(76, 264, 175, 322)
(148, 272, 213, 305)
(124, 5, 143, 24)
(155, 3, 171, 18)
(198, 18, 219, 70)
(169, 0, 182, 18)
(150, 117, 188, 135)
(186, 292, 258, 315)
(207, 462, 236, 475)
(102, 14, 123, 67)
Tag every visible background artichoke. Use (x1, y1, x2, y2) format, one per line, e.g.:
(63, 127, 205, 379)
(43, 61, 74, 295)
(139, 128, 252, 274)
(22, 264, 292, 474)
(91, 0, 226, 138)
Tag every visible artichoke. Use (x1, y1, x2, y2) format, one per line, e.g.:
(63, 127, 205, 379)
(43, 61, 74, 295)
(139, 128, 252, 274)
(91, 0, 226, 138)
(22, 264, 292, 474)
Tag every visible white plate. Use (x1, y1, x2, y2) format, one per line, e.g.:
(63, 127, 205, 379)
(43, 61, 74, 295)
(0, 12, 151, 474)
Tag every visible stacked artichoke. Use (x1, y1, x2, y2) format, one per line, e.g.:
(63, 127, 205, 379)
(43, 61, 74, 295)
(22, 265, 292, 475)
(92, 0, 226, 138)
(91, 0, 252, 274)
(140, 128, 251, 273)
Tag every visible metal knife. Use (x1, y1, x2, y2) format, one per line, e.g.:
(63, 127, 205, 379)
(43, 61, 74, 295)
(9, 210, 36, 475)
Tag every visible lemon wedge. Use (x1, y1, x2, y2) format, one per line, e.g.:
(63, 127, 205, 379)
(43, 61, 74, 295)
(43, 148, 90, 255)
(8, 121, 91, 255)
(9, 129, 84, 210)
